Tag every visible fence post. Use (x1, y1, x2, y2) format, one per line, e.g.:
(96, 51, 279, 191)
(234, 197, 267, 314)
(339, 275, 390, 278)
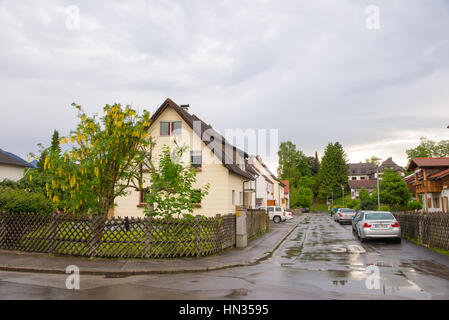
(49, 212, 59, 254)
(215, 214, 221, 253)
(89, 214, 104, 257)
(145, 215, 152, 258)
(194, 215, 202, 256)
(0, 213, 5, 248)
(236, 208, 247, 248)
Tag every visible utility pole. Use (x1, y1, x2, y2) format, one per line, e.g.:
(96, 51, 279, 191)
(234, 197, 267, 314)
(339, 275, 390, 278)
(332, 191, 334, 208)
(372, 157, 382, 210)
(341, 185, 344, 207)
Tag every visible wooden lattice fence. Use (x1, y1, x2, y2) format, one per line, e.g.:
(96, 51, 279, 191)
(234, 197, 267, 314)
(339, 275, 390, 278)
(0, 212, 237, 258)
(393, 212, 449, 251)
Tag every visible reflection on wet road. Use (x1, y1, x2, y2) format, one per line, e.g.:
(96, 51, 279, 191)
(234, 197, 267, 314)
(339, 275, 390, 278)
(1, 213, 449, 299)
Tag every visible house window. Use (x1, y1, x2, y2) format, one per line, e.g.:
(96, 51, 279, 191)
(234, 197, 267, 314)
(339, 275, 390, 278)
(351, 177, 356, 180)
(232, 190, 235, 205)
(428, 198, 432, 209)
(360, 177, 365, 180)
(160, 121, 181, 136)
(191, 151, 202, 168)
(433, 198, 440, 208)
(239, 192, 243, 205)
(191, 189, 202, 207)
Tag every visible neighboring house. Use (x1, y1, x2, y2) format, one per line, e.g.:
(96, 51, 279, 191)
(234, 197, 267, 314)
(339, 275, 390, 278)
(114, 98, 257, 218)
(280, 180, 290, 209)
(348, 163, 376, 181)
(249, 155, 285, 207)
(0, 148, 34, 181)
(247, 163, 272, 208)
(348, 179, 377, 199)
(404, 157, 449, 213)
(378, 157, 404, 177)
(348, 157, 403, 181)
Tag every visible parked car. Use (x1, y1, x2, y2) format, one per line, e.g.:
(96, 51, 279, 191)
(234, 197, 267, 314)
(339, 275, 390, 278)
(334, 208, 356, 224)
(267, 206, 287, 223)
(301, 207, 310, 213)
(352, 211, 401, 243)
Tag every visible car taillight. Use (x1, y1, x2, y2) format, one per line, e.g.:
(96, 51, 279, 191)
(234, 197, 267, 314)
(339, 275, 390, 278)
(391, 222, 400, 228)
(338, 213, 343, 217)
(283, 212, 285, 216)
(363, 223, 372, 228)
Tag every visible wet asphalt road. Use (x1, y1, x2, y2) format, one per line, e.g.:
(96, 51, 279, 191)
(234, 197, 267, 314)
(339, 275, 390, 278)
(1, 212, 449, 299)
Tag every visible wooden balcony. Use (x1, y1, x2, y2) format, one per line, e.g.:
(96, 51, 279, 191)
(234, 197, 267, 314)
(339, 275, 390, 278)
(415, 180, 443, 194)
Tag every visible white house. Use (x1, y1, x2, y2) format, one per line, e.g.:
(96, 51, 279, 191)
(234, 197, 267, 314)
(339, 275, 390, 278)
(113, 98, 257, 218)
(0, 148, 33, 181)
(249, 155, 285, 207)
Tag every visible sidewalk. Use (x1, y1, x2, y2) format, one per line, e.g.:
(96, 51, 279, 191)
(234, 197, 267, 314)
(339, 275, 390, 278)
(0, 215, 305, 276)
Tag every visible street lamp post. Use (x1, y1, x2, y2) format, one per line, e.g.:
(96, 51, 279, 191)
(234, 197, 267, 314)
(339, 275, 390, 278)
(376, 165, 380, 209)
(372, 157, 382, 210)
(341, 185, 344, 207)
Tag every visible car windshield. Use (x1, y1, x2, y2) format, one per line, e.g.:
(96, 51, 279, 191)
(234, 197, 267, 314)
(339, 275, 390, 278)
(365, 212, 394, 220)
(341, 209, 355, 213)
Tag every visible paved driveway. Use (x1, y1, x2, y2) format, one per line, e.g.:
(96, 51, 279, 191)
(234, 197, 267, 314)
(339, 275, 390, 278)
(1, 213, 448, 299)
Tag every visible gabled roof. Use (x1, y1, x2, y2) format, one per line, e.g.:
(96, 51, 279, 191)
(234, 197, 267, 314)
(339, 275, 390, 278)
(348, 179, 377, 190)
(407, 157, 449, 171)
(150, 98, 255, 180)
(348, 163, 376, 175)
(0, 149, 33, 168)
(428, 168, 449, 180)
(379, 157, 402, 172)
(262, 175, 273, 184)
(250, 155, 283, 185)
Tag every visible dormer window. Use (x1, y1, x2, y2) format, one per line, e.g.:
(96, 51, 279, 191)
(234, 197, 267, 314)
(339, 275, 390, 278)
(160, 121, 181, 136)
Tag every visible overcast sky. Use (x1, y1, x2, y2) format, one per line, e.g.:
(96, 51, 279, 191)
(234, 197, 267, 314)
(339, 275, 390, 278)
(1, 0, 449, 173)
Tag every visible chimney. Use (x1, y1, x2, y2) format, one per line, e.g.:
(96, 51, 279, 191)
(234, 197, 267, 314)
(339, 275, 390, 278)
(180, 104, 189, 112)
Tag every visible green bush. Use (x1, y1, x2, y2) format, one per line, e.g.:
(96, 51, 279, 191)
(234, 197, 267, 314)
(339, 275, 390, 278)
(379, 205, 390, 211)
(408, 200, 423, 211)
(346, 198, 359, 209)
(360, 198, 375, 210)
(0, 186, 54, 214)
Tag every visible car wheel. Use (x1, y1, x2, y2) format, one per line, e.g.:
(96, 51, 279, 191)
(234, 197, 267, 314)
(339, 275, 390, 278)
(273, 216, 281, 224)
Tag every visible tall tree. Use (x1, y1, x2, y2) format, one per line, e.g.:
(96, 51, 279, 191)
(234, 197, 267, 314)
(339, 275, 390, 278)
(277, 141, 310, 188)
(38, 103, 152, 216)
(374, 168, 411, 207)
(307, 151, 320, 176)
(406, 137, 449, 159)
(317, 142, 348, 201)
(50, 130, 61, 155)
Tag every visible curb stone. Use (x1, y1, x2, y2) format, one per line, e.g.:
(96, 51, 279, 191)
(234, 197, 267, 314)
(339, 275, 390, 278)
(0, 215, 305, 276)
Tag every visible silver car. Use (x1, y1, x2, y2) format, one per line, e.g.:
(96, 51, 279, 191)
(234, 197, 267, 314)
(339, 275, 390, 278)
(352, 211, 401, 243)
(334, 208, 356, 224)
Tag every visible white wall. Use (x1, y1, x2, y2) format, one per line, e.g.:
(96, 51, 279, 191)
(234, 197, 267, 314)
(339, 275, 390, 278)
(0, 164, 25, 181)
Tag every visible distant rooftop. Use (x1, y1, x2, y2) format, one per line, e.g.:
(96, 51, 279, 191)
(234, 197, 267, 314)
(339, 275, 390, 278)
(0, 148, 34, 168)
